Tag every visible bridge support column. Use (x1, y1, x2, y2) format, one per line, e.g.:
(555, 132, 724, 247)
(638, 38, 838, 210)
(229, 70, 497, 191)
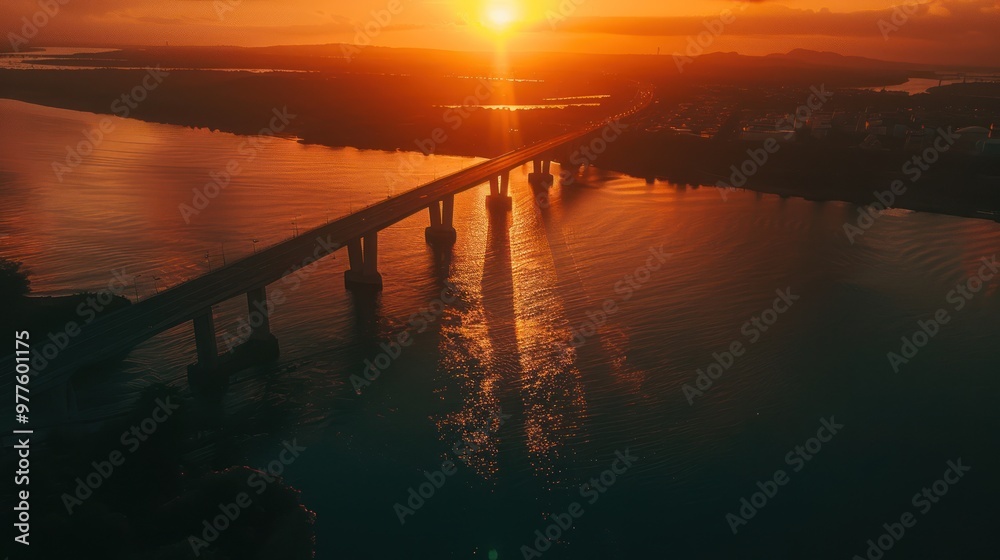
(246, 287, 272, 340)
(559, 158, 583, 185)
(486, 172, 513, 212)
(187, 291, 282, 391)
(529, 159, 554, 190)
(425, 194, 457, 246)
(193, 309, 219, 369)
(187, 307, 226, 390)
(239, 285, 281, 361)
(345, 233, 384, 291)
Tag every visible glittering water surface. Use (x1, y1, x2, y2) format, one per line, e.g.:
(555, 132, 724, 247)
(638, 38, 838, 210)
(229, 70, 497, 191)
(2, 99, 998, 558)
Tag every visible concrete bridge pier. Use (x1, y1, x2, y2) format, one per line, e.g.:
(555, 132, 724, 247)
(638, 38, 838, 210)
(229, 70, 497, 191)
(552, 152, 581, 185)
(562, 164, 584, 184)
(193, 309, 218, 369)
(487, 172, 513, 212)
(187, 307, 226, 389)
(528, 159, 554, 190)
(245, 287, 272, 340)
(187, 289, 281, 390)
(425, 194, 457, 246)
(344, 233, 384, 291)
(243, 286, 280, 355)
(557, 157, 583, 184)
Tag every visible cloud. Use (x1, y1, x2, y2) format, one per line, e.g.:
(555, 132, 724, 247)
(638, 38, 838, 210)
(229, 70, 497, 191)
(528, 0, 1000, 42)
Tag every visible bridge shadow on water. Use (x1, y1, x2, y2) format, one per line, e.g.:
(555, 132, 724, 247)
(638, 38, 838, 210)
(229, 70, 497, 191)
(346, 285, 383, 338)
(538, 182, 642, 379)
(555, 167, 617, 211)
(481, 208, 525, 396)
(532, 181, 655, 439)
(428, 207, 526, 484)
(427, 242, 454, 282)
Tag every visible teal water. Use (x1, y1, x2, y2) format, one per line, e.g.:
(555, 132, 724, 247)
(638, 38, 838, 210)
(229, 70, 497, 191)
(1, 99, 998, 558)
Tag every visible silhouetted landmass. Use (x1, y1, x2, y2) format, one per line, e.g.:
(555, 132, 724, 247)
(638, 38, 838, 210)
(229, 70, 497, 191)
(10, 44, 929, 85)
(0, 257, 31, 303)
(0, 67, 628, 158)
(0, 257, 131, 336)
(0, 45, 922, 159)
(599, 132, 1000, 217)
(4, 292, 132, 334)
(9, 384, 317, 559)
(597, 81, 1000, 218)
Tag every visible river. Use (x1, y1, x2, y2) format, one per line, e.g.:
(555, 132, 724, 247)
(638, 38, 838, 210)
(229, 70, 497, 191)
(1, 99, 997, 558)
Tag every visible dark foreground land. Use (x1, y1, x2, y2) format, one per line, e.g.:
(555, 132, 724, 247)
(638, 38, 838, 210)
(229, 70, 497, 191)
(2, 293, 131, 337)
(1, 263, 314, 558)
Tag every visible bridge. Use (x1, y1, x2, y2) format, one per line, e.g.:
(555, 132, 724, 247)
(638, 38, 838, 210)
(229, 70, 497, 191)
(12, 85, 654, 415)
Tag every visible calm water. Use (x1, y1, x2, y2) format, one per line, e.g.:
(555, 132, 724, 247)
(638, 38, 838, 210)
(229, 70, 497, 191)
(874, 77, 965, 95)
(2, 99, 998, 558)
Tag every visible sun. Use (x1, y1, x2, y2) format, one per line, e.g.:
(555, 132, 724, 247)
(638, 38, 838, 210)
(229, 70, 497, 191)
(484, 3, 519, 31)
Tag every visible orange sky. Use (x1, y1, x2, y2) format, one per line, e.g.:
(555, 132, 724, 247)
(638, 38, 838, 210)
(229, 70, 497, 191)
(3, 0, 999, 66)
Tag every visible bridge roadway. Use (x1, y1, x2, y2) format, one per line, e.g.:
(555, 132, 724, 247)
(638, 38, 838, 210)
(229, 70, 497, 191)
(17, 86, 653, 397)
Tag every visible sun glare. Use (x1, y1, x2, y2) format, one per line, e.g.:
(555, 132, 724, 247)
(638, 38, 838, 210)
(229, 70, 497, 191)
(485, 3, 518, 30)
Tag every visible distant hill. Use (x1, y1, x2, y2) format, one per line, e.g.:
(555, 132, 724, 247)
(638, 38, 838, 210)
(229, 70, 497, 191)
(670, 49, 914, 86)
(691, 48, 919, 72)
(767, 49, 922, 71)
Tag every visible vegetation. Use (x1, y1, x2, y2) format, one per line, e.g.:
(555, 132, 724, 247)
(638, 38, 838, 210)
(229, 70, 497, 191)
(0, 257, 31, 304)
(0, 257, 131, 335)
